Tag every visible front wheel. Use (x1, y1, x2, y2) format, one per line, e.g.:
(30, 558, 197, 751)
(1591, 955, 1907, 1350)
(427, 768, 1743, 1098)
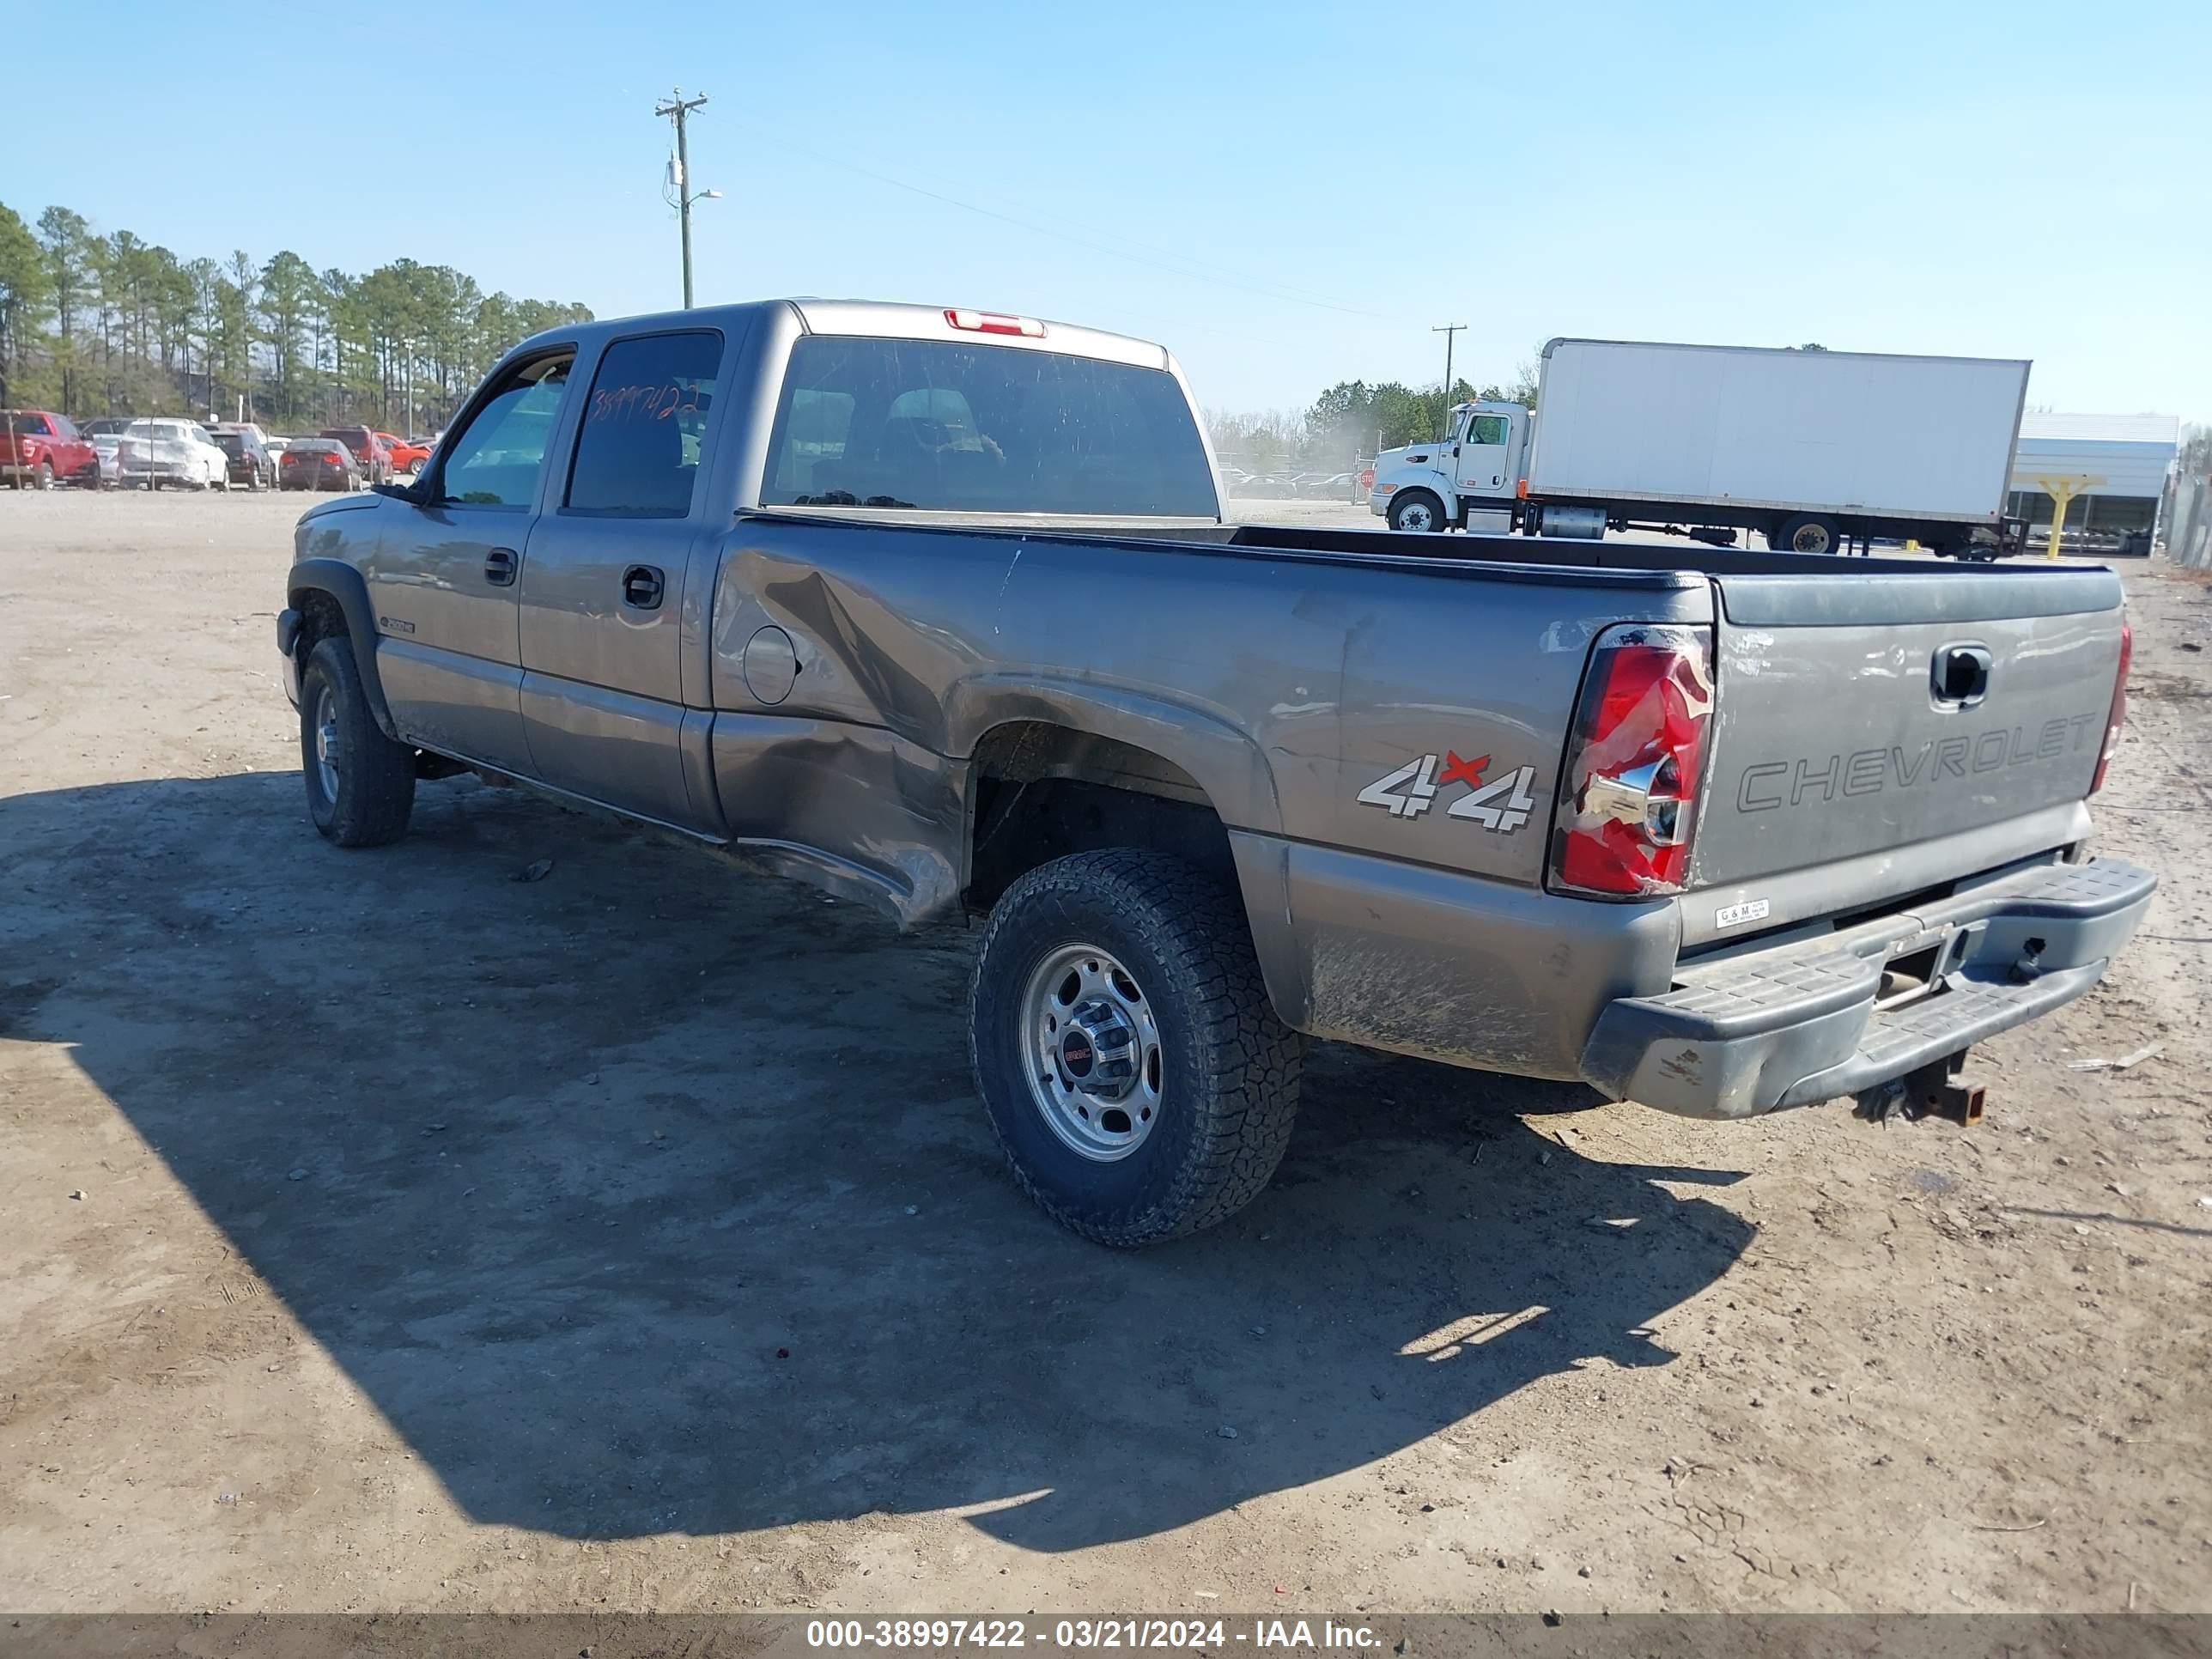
(1387, 489, 1447, 532)
(299, 636, 416, 846)
(969, 849, 1303, 1247)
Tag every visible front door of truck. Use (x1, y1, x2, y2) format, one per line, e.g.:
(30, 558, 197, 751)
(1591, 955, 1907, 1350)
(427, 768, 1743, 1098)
(368, 349, 575, 775)
(516, 325, 731, 834)
(1455, 410, 1514, 498)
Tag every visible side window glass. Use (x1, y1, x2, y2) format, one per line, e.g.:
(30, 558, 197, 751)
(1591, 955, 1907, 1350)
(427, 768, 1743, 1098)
(1470, 416, 1508, 446)
(437, 355, 574, 507)
(563, 331, 722, 518)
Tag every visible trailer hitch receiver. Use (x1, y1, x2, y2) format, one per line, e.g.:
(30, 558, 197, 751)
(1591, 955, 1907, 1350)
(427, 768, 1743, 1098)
(1856, 1051, 1984, 1126)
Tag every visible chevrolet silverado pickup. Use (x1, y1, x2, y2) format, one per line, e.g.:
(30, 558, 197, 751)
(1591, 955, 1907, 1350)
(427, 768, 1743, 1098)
(276, 300, 2152, 1246)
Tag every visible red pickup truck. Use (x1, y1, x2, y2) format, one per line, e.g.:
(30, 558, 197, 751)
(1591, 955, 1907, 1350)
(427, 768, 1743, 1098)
(3, 410, 99, 489)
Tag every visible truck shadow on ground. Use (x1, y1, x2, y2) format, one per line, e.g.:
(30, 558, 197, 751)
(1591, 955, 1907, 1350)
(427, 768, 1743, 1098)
(7, 771, 1754, 1553)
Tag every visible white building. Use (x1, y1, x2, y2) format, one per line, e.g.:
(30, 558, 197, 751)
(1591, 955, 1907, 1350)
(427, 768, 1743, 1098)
(2008, 411, 2180, 551)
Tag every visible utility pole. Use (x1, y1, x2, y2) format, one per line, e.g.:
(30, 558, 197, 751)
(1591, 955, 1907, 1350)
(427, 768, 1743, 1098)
(1432, 324, 1465, 438)
(655, 88, 712, 308)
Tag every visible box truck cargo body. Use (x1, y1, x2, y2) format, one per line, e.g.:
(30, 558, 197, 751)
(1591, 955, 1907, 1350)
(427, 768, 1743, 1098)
(1370, 338, 2032, 557)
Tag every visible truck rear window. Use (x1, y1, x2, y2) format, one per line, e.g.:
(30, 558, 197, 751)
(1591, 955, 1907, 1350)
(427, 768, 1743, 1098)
(763, 336, 1217, 518)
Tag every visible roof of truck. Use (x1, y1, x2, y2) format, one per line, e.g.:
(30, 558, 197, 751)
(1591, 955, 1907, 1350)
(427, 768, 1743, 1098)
(515, 299, 1174, 372)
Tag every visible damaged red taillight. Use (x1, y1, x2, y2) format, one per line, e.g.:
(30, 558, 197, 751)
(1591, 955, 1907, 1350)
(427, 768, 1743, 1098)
(1549, 623, 1714, 898)
(2089, 620, 2131, 795)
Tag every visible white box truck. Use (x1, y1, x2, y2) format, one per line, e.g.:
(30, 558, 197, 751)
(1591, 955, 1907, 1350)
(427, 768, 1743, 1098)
(1369, 338, 2032, 557)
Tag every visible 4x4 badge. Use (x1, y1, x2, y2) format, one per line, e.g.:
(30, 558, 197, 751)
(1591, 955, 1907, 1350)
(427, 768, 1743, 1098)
(1358, 751, 1538, 832)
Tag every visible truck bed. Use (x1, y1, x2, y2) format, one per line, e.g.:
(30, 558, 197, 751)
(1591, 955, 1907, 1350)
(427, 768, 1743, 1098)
(742, 507, 2124, 928)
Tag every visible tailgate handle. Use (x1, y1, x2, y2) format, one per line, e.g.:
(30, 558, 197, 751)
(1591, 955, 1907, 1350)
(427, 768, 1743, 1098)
(1932, 643, 1992, 708)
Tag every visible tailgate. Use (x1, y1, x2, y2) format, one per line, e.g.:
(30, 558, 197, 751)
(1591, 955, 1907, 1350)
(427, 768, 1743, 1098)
(1691, 565, 2124, 934)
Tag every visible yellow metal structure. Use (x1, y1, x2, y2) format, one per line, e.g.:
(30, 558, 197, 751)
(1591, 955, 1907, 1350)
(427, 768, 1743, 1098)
(2035, 473, 2106, 560)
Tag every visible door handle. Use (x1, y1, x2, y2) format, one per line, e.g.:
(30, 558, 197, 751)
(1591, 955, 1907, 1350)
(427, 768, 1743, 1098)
(483, 548, 517, 586)
(622, 564, 665, 610)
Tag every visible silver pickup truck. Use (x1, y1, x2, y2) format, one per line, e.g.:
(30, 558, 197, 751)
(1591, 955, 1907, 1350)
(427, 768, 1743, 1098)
(277, 299, 2153, 1246)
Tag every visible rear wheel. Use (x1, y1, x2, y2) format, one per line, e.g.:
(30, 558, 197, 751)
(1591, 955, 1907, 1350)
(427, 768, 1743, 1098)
(1769, 514, 1844, 556)
(1388, 489, 1447, 532)
(33, 459, 54, 490)
(299, 637, 415, 847)
(969, 849, 1303, 1247)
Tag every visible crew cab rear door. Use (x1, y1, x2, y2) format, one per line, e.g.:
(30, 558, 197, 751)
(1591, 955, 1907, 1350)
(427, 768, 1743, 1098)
(1687, 564, 2125, 947)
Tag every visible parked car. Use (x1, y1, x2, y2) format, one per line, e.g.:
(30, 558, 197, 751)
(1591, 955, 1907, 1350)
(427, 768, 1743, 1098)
(117, 419, 231, 489)
(210, 428, 276, 489)
(280, 437, 362, 492)
(320, 425, 392, 484)
(78, 416, 135, 484)
(214, 421, 279, 457)
(276, 297, 2152, 1248)
(3, 410, 100, 489)
(84, 431, 125, 488)
(376, 430, 431, 471)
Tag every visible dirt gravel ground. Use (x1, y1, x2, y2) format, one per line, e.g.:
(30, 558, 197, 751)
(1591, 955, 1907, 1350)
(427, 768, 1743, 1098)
(1, 489, 2206, 1616)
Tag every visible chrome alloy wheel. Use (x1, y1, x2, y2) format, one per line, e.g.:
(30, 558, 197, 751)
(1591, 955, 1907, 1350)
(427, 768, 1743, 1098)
(1020, 943, 1164, 1162)
(313, 684, 342, 801)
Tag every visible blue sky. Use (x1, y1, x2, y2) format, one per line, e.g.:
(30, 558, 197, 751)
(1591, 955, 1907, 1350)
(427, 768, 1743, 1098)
(6, 0, 2204, 422)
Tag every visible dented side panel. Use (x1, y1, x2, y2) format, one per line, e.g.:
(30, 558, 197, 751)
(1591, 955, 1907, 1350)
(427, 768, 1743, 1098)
(707, 714, 965, 925)
(702, 517, 1711, 924)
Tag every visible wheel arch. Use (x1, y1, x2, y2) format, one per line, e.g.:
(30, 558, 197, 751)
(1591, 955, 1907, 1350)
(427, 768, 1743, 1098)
(287, 557, 400, 740)
(954, 693, 1305, 1027)
(1389, 483, 1452, 531)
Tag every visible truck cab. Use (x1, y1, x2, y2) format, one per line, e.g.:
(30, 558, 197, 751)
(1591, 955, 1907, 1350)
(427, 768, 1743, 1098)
(1367, 400, 1529, 532)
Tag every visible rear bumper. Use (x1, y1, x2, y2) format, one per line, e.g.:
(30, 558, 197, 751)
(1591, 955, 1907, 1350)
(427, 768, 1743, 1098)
(1581, 856, 2155, 1118)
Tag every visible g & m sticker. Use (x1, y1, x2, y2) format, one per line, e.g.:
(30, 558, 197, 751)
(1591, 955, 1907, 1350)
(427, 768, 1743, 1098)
(1716, 898, 1771, 929)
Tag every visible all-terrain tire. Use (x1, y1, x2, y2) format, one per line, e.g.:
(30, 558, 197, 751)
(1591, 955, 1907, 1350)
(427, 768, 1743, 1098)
(300, 636, 415, 847)
(969, 848, 1303, 1247)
